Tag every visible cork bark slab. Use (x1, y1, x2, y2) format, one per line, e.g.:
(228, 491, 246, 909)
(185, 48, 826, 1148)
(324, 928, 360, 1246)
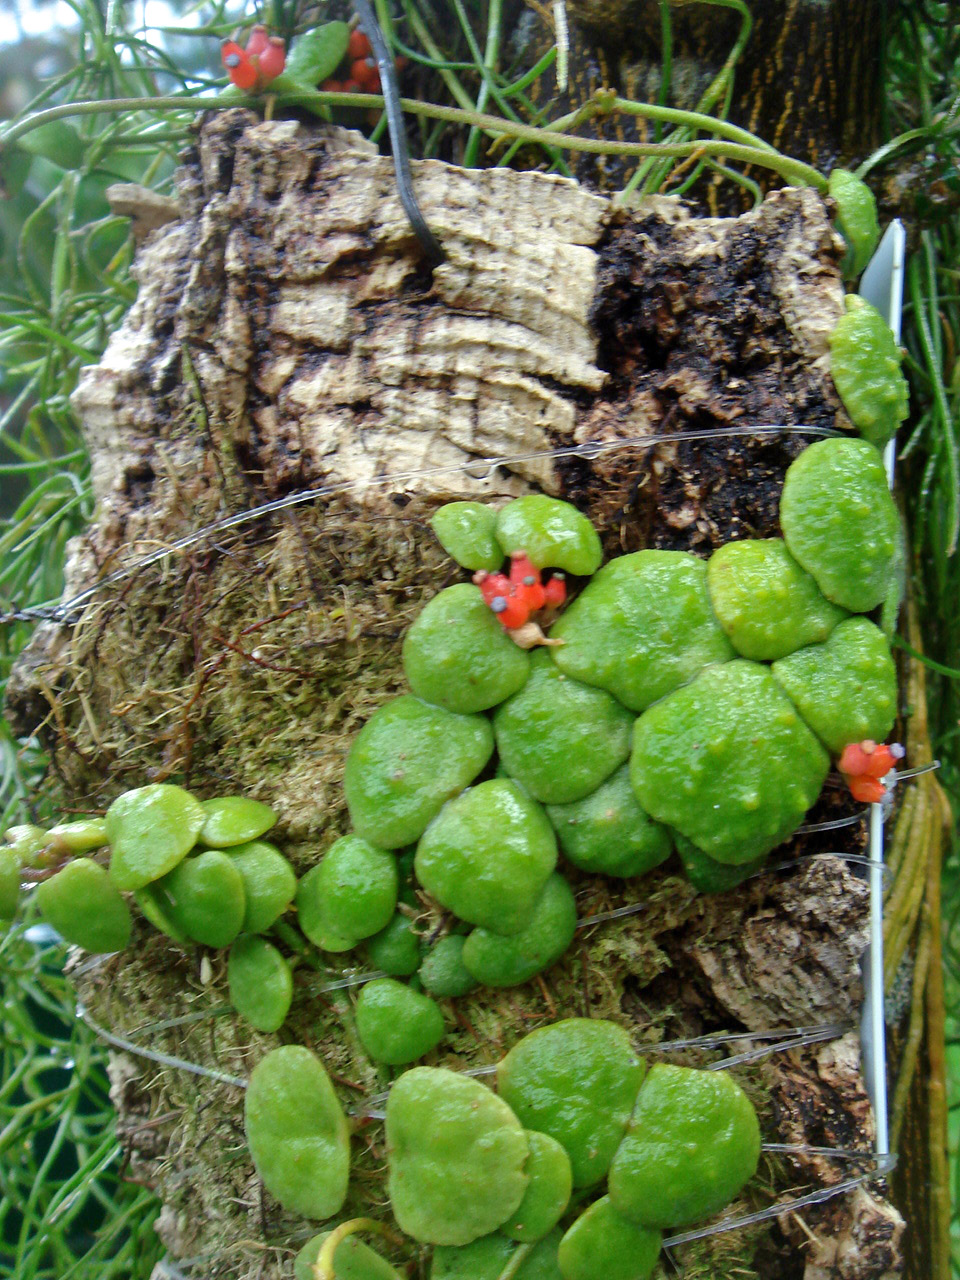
(8, 113, 903, 1279)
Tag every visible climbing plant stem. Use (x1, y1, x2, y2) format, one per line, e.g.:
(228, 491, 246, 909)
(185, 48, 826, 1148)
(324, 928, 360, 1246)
(1, 93, 827, 191)
(312, 1218, 404, 1280)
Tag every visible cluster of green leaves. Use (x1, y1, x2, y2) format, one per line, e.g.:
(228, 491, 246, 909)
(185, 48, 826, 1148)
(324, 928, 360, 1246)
(0, 0, 957, 1276)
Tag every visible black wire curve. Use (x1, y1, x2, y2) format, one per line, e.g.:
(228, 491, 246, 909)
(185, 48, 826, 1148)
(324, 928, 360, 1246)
(352, 0, 445, 264)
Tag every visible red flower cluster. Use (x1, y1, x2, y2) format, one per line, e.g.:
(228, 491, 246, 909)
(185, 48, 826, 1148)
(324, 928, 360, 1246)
(838, 739, 905, 803)
(222, 25, 286, 92)
(473, 555, 567, 632)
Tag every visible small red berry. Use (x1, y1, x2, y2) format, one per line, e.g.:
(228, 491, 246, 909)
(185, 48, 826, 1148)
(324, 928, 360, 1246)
(348, 29, 373, 59)
(351, 58, 381, 91)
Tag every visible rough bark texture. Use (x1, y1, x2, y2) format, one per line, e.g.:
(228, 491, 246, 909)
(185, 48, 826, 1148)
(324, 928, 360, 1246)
(7, 113, 904, 1279)
(526, 0, 886, 202)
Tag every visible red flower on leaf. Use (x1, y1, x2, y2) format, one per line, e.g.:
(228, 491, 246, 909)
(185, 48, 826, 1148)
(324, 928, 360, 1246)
(222, 25, 286, 92)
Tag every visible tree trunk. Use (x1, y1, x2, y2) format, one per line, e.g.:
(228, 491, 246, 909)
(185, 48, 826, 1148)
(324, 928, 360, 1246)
(8, 112, 909, 1279)
(525, 0, 886, 202)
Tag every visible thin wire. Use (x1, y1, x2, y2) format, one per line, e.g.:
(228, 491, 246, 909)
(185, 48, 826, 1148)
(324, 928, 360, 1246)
(646, 1021, 851, 1055)
(798, 811, 868, 834)
(661, 1153, 897, 1248)
(891, 760, 941, 781)
(577, 901, 645, 928)
(0, 424, 837, 627)
(75, 1003, 248, 1090)
(766, 851, 893, 887)
(708, 1022, 850, 1070)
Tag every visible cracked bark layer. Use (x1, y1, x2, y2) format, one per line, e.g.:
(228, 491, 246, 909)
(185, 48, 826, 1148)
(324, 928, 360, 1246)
(7, 113, 902, 1279)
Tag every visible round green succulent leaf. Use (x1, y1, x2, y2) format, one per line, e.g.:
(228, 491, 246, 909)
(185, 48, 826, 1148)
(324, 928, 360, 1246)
(46, 818, 108, 855)
(830, 295, 909, 449)
(496, 1018, 646, 1188)
(345, 696, 494, 849)
(495, 496, 602, 576)
(227, 935, 293, 1033)
(546, 764, 672, 878)
(244, 1045, 350, 1220)
(431, 1230, 563, 1280)
(35, 858, 132, 953)
(415, 779, 557, 935)
(673, 834, 766, 893)
(608, 1063, 760, 1229)
(297, 835, 398, 949)
(779, 437, 900, 613)
(461, 873, 577, 989)
(3, 824, 49, 866)
(199, 796, 277, 848)
(501, 1130, 572, 1243)
(386, 1066, 529, 1245)
(431, 501, 503, 572)
(419, 934, 478, 997)
(356, 977, 445, 1064)
(631, 661, 830, 865)
(557, 1197, 661, 1280)
(494, 652, 635, 805)
(706, 538, 848, 661)
(550, 551, 735, 712)
(294, 1232, 402, 1280)
(106, 783, 206, 890)
(152, 850, 246, 948)
(828, 168, 880, 278)
(772, 616, 897, 755)
(403, 584, 531, 714)
(226, 840, 296, 933)
(134, 883, 193, 944)
(367, 912, 423, 976)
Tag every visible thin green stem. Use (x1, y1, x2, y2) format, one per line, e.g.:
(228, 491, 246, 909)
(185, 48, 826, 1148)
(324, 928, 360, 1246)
(656, 0, 673, 142)
(893, 635, 960, 680)
(2, 93, 827, 189)
(909, 255, 959, 556)
(495, 1243, 534, 1280)
(463, 0, 504, 167)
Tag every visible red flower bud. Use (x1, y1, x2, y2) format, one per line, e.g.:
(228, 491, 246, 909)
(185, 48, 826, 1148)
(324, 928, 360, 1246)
(256, 36, 286, 82)
(222, 41, 258, 90)
(838, 742, 872, 778)
(496, 595, 530, 630)
(847, 776, 886, 804)
(245, 24, 270, 56)
(543, 574, 567, 607)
